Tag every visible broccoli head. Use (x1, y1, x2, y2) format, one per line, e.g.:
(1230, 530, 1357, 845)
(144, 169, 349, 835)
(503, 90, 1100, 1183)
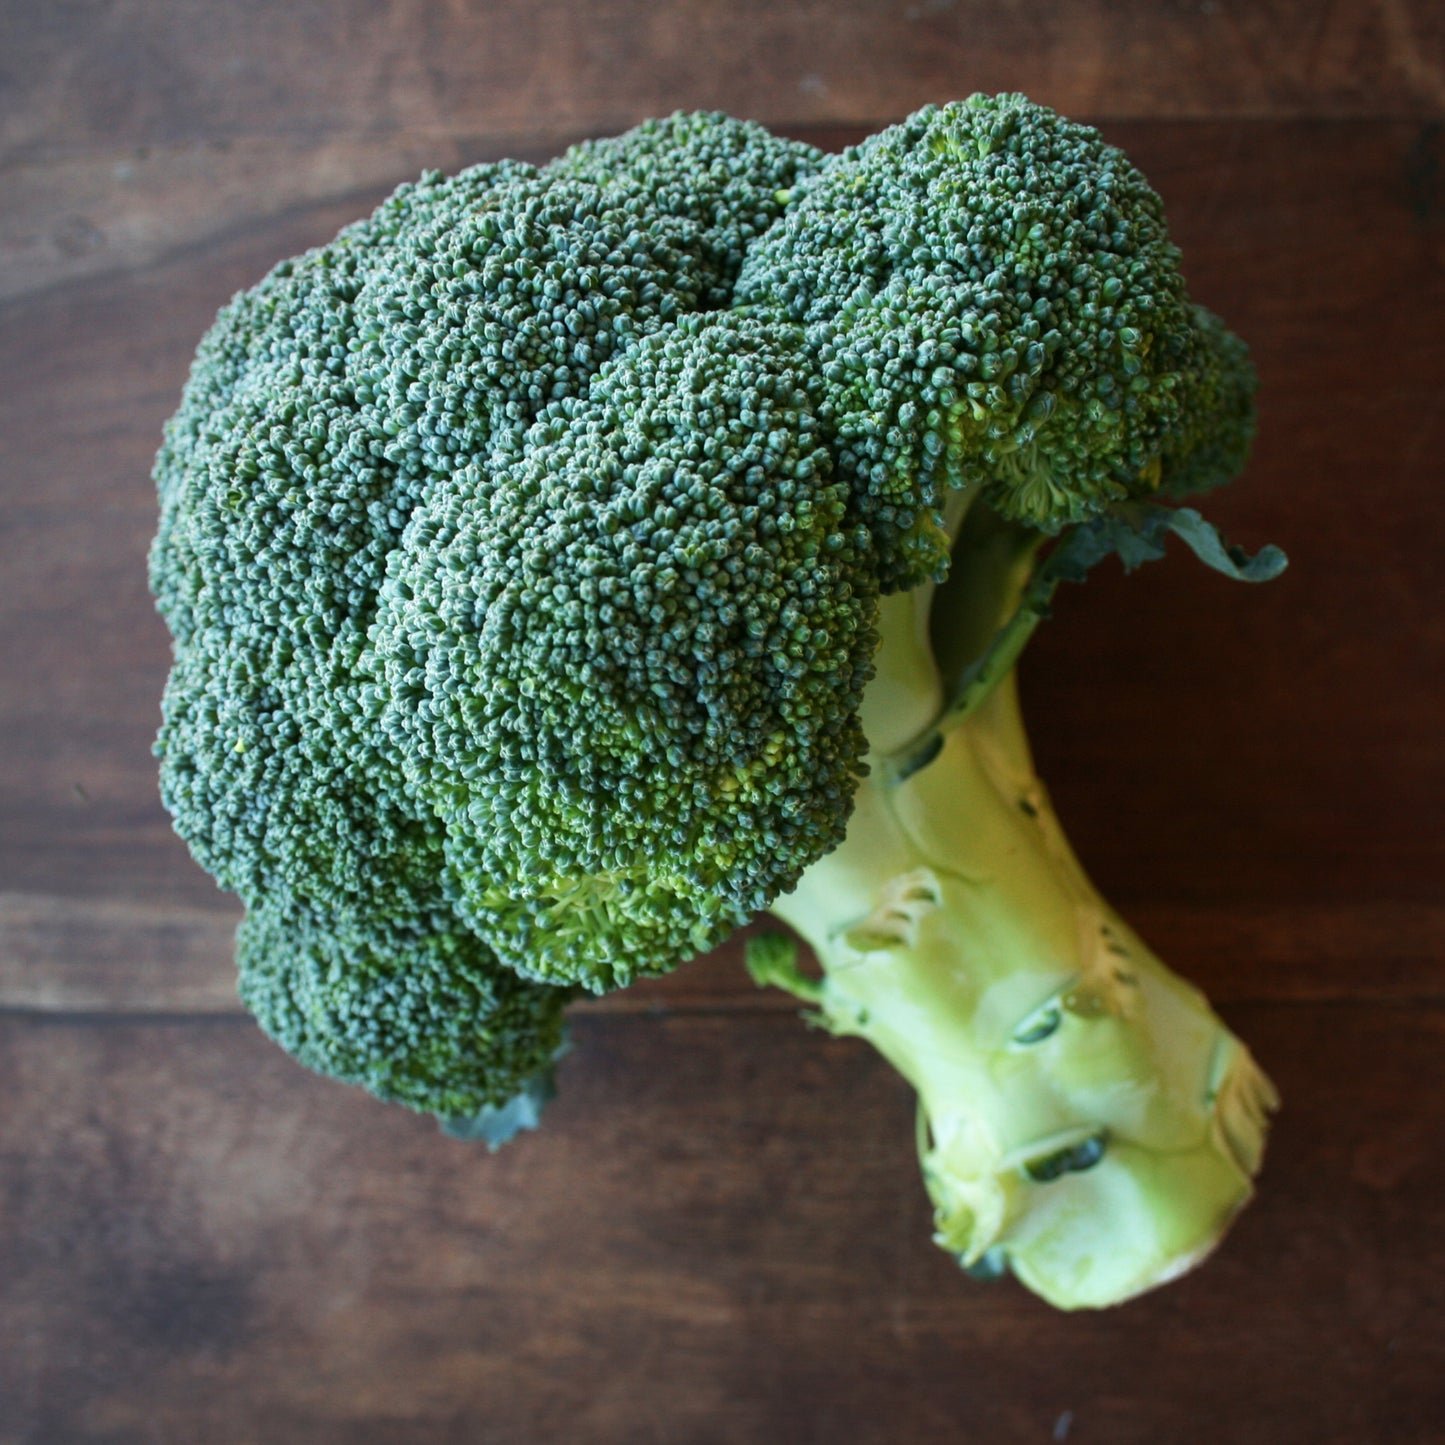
(152, 98, 1281, 1308)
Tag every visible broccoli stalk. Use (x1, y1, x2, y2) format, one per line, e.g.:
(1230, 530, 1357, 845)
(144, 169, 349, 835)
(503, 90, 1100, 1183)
(751, 498, 1278, 1308)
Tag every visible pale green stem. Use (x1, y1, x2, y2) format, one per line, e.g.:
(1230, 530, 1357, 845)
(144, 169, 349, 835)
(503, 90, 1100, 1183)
(764, 510, 1277, 1309)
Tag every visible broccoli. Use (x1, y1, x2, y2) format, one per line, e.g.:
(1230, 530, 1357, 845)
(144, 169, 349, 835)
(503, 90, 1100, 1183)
(151, 96, 1283, 1308)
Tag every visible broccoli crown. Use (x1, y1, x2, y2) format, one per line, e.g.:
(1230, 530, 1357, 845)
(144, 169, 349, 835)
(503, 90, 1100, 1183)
(151, 112, 858, 1109)
(370, 311, 876, 990)
(151, 101, 1257, 1112)
(736, 94, 1257, 587)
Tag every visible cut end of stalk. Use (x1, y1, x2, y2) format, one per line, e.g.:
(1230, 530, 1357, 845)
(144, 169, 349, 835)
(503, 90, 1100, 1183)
(923, 1040, 1278, 1310)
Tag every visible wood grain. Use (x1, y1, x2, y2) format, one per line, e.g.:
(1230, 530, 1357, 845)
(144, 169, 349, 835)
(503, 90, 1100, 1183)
(4, 892, 1443, 1016)
(3, 2, 1444, 1438)
(1, 1004, 1441, 1444)
(4, 0, 1441, 176)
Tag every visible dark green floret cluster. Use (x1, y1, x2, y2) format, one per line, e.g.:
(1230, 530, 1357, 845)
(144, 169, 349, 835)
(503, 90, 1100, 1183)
(370, 312, 876, 990)
(153, 113, 848, 1119)
(151, 94, 1272, 1204)
(236, 897, 570, 1121)
(737, 97, 1256, 586)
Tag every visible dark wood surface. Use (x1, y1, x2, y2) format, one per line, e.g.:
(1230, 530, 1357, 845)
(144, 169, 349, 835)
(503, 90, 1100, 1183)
(2, 3, 1443, 1441)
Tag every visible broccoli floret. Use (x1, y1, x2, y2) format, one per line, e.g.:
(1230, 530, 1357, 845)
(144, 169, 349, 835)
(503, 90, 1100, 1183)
(737, 94, 1258, 585)
(370, 311, 877, 992)
(237, 897, 572, 1126)
(152, 100, 1281, 1307)
(547, 109, 826, 304)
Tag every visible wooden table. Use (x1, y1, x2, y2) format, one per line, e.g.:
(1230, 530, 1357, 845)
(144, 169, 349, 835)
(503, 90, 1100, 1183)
(3, 3, 1442, 1440)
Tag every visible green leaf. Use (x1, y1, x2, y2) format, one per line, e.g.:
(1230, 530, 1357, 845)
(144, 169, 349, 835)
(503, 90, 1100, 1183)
(439, 1045, 567, 1149)
(745, 931, 824, 1004)
(1047, 502, 1286, 585)
(1164, 506, 1288, 582)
